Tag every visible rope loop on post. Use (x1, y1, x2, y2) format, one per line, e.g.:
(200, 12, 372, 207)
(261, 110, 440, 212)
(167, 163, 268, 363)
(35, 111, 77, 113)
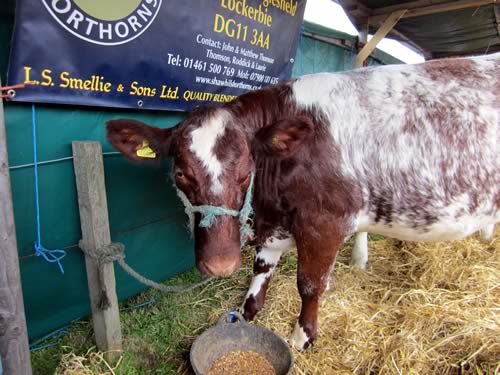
(78, 241, 212, 310)
(80, 241, 125, 264)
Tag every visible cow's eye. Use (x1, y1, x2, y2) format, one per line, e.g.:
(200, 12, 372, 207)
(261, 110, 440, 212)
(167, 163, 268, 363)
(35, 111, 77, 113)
(175, 171, 189, 186)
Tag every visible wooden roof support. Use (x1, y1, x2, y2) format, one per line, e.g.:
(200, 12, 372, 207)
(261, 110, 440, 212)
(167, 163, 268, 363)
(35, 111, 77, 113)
(371, 0, 496, 23)
(355, 10, 407, 68)
(339, 0, 429, 60)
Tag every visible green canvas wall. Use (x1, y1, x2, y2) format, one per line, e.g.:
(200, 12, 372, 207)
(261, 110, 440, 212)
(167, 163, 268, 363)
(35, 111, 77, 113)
(1, 3, 401, 342)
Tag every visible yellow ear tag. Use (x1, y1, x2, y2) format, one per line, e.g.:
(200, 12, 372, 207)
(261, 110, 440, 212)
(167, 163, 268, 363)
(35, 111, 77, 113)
(136, 140, 156, 158)
(271, 134, 280, 145)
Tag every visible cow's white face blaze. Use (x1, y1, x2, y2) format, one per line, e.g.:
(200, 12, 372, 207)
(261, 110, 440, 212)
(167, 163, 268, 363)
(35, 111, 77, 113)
(188, 110, 230, 195)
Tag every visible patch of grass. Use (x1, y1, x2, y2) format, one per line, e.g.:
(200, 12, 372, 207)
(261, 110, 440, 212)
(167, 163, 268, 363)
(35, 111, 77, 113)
(31, 321, 96, 375)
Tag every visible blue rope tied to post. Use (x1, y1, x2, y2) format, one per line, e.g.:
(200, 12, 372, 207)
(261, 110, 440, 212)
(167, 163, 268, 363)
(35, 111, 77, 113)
(176, 172, 255, 246)
(32, 104, 66, 274)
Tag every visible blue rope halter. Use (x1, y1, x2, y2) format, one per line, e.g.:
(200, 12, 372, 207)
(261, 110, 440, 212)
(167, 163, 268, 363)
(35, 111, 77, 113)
(176, 173, 255, 246)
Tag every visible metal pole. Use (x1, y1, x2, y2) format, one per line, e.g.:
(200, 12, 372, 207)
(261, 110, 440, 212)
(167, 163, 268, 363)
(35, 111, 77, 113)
(0, 78, 33, 375)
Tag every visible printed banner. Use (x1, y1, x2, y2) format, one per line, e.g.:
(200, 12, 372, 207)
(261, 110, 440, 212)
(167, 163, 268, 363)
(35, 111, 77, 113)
(7, 0, 306, 111)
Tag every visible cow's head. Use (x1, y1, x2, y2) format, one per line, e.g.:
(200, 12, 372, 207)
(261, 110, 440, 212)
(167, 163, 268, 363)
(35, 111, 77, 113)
(106, 108, 254, 276)
(106, 106, 314, 277)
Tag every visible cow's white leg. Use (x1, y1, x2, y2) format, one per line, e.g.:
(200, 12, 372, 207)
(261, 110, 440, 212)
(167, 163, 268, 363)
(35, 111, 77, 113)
(350, 231, 368, 270)
(240, 234, 294, 321)
(481, 224, 495, 241)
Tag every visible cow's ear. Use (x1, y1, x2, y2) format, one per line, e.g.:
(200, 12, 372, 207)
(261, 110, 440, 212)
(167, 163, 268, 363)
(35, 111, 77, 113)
(254, 116, 314, 158)
(106, 119, 175, 161)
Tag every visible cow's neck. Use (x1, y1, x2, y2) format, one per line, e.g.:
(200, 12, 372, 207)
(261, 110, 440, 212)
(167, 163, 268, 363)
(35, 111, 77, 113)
(223, 86, 296, 234)
(225, 84, 292, 135)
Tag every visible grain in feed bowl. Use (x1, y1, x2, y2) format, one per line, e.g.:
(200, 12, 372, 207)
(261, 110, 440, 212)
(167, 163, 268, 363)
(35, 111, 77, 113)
(190, 312, 293, 375)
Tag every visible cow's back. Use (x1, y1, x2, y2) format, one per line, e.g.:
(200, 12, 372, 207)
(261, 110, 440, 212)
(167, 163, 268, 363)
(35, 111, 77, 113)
(292, 53, 499, 241)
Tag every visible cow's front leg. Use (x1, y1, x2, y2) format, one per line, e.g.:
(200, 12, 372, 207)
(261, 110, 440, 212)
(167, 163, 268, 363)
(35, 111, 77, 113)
(291, 219, 348, 350)
(241, 234, 294, 321)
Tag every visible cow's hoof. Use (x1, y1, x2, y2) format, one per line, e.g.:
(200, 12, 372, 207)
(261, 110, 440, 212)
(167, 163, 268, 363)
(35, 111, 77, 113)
(350, 259, 368, 270)
(239, 296, 261, 321)
(481, 224, 495, 241)
(237, 305, 255, 322)
(236, 306, 253, 321)
(290, 322, 313, 351)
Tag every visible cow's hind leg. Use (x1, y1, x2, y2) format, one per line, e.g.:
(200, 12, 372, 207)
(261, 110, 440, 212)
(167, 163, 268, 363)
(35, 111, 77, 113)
(350, 231, 368, 270)
(240, 234, 294, 321)
(481, 224, 495, 241)
(291, 217, 348, 351)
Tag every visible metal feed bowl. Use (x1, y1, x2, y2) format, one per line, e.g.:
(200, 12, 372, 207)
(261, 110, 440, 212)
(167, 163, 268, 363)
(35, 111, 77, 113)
(190, 312, 293, 375)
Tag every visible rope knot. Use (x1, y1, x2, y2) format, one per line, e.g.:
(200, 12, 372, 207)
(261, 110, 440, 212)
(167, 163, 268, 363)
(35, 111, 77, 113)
(199, 213, 216, 228)
(78, 241, 125, 310)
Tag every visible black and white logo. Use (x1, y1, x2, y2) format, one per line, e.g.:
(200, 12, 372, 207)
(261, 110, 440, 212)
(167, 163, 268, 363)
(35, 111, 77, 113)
(41, 0, 162, 45)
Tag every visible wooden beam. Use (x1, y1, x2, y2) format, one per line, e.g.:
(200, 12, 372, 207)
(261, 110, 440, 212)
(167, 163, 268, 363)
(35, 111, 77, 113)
(337, 0, 364, 31)
(302, 31, 354, 50)
(494, 3, 500, 37)
(432, 44, 500, 58)
(372, 0, 445, 15)
(355, 10, 407, 68)
(72, 141, 122, 364)
(371, 0, 495, 23)
(345, 1, 371, 17)
(385, 27, 429, 57)
(0, 80, 32, 374)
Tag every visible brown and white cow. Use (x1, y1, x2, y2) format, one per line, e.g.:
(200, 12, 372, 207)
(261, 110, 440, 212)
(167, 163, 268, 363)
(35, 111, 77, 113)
(106, 53, 499, 350)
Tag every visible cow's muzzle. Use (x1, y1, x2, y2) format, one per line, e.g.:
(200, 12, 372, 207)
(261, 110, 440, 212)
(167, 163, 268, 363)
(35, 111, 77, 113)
(197, 252, 241, 277)
(195, 225, 243, 277)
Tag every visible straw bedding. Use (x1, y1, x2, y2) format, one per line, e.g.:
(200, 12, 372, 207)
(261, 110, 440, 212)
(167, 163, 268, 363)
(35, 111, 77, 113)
(208, 230, 499, 374)
(59, 229, 499, 374)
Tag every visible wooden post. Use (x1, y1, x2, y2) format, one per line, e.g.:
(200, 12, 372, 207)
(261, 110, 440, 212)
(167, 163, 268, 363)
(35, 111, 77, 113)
(72, 142, 122, 363)
(357, 23, 369, 68)
(358, 24, 368, 46)
(355, 10, 407, 68)
(0, 80, 32, 374)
